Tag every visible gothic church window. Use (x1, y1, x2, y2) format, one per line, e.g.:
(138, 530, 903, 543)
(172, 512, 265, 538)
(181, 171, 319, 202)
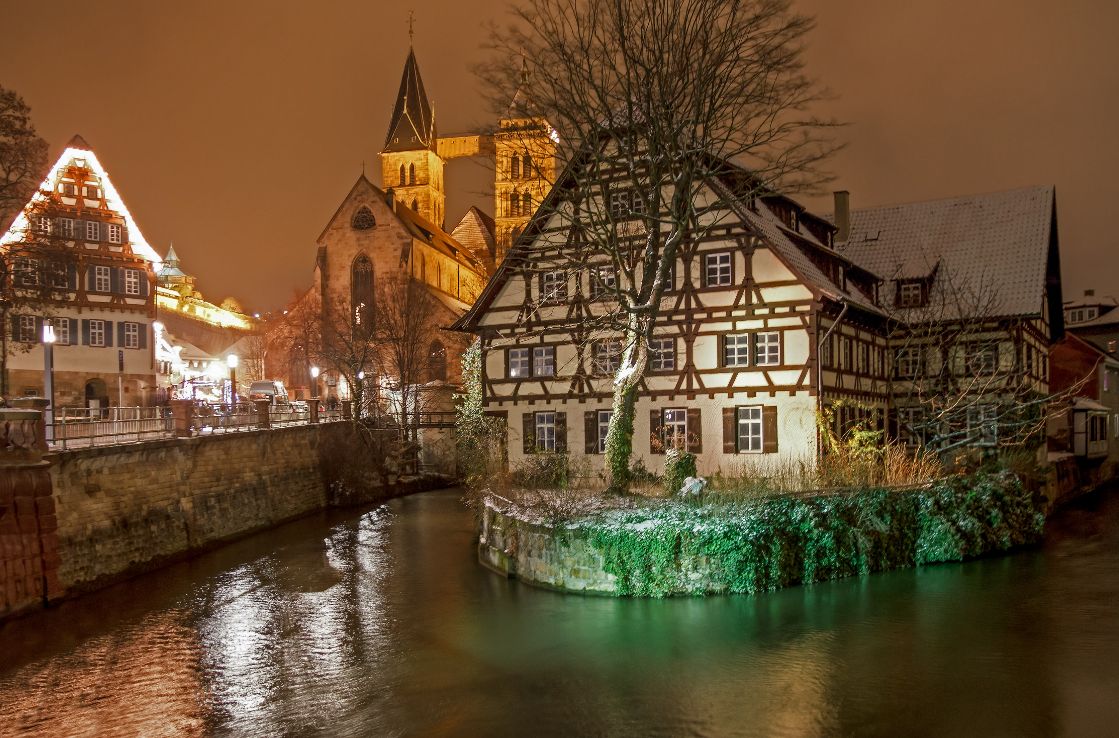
(351, 206, 376, 230)
(351, 254, 374, 335)
(510, 190, 520, 217)
(522, 192, 532, 215)
(411, 198, 418, 211)
(399, 164, 406, 186)
(511, 154, 521, 180)
(409, 163, 416, 185)
(523, 154, 533, 177)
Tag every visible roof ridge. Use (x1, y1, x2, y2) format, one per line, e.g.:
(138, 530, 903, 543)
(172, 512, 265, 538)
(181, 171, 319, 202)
(845, 184, 1054, 214)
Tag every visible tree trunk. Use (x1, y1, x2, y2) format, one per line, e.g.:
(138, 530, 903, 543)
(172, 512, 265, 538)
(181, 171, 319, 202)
(604, 314, 650, 493)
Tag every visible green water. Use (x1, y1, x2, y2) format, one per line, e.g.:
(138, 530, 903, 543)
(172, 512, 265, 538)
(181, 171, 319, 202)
(1, 486, 1117, 737)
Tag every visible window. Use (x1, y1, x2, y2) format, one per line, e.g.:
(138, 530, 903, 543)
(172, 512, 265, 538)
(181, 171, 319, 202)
(540, 270, 567, 303)
(35, 216, 52, 234)
(59, 218, 74, 238)
(409, 163, 416, 185)
(897, 281, 924, 307)
(510, 191, 521, 217)
(736, 406, 763, 453)
(17, 315, 36, 342)
(351, 207, 376, 230)
(399, 164, 406, 186)
(965, 343, 999, 375)
(47, 261, 67, 288)
(1109, 340, 1117, 354)
(534, 411, 556, 452)
(94, 265, 111, 292)
(523, 154, 533, 177)
(508, 347, 530, 378)
(14, 256, 38, 286)
(522, 192, 532, 215)
(123, 322, 139, 349)
(895, 348, 923, 378)
(898, 407, 925, 449)
(89, 319, 106, 347)
(105, 223, 122, 244)
(511, 154, 521, 180)
(724, 334, 751, 367)
(532, 346, 555, 377)
(124, 269, 141, 295)
(703, 252, 732, 287)
(649, 337, 676, 371)
(663, 408, 688, 451)
(589, 265, 616, 299)
(609, 189, 645, 218)
(84, 185, 100, 199)
(597, 410, 612, 453)
(60, 182, 76, 197)
(967, 404, 998, 446)
(754, 332, 780, 366)
(410, 198, 418, 211)
(85, 221, 100, 241)
(50, 317, 70, 345)
(593, 339, 622, 375)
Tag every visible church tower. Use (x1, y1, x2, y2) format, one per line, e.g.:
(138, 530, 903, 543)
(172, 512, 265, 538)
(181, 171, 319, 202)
(493, 60, 557, 262)
(381, 48, 447, 228)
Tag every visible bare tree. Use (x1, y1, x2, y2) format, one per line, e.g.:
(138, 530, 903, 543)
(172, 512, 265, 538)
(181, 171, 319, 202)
(477, 0, 840, 489)
(0, 87, 48, 229)
(373, 274, 449, 442)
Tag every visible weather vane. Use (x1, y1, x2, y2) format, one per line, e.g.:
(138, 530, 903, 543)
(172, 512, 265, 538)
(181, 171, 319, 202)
(408, 10, 415, 44)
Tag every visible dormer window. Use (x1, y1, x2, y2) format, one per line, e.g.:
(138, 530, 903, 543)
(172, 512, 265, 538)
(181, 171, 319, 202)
(897, 280, 926, 308)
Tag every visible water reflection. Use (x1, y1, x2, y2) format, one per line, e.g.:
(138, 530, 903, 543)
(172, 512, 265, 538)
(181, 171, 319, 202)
(1, 488, 1118, 736)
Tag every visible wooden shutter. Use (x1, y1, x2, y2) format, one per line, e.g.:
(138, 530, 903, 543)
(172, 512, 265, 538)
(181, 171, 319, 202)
(86, 265, 96, 291)
(139, 324, 148, 350)
(67, 263, 78, 290)
(104, 321, 114, 347)
(140, 270, 150, 297)
(117, 322, 126, 347)
(34, 316, 44, 342)
(81, 319, 91, 345)
(723, 407, 737, 453)
(687, 408, 702, 454)
(68, 318, 78, 344)
(585, 411, 598, 454)
(650, 409, 663, 454)
(9, 315, 19, 342)
(522, 413, 535, 454)
(110, 267, 122, 294)
(762, 406, 779, 454)
(717, 334, 726, 368)
(555, 412, 567, 452)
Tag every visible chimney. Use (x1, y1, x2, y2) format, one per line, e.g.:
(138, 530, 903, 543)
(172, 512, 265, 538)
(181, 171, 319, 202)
(833, 190, 850, 243)
(1085, 289, 1095, 297)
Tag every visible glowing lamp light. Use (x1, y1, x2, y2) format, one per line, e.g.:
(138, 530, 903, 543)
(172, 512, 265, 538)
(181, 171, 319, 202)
(226, 354, 239, 369)
(357, 371, 365, 380)
(206, 361, 225, 380)
(310, 366, 320, 379)
(152, 321, 164, 334)
(42, 324, 57, 344)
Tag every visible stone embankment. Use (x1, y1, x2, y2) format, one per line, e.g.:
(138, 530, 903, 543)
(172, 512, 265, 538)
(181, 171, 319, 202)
(2, 410, 446, 621)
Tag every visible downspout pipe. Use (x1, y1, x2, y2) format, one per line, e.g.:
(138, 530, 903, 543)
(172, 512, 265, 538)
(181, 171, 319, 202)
(816, 298, 849, 458)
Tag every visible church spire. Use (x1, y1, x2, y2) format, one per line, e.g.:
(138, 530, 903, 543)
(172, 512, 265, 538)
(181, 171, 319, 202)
(382, 47, 436, 153)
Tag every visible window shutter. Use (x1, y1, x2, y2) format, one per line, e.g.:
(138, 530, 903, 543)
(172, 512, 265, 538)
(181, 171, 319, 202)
(86, 265, 96, 291)
(555, 412, 567, 452)
(139, 324, 148, 349)
(585, 411, 598, 454)
(67, 263, 78, 290)
(522, 413, 535, 454)
(140, 270, 150, 297)
(34, 316, 44, 342)
(650, 409, 663, 454)
(10, 315, 20, 342)
(718, 334, 726, 368)
(105, 322, 114, 347)
(686, 408, 702, 453)
(82, 319, 91, 345)
(117, 322, 125, 347)
(110, 268, 122, 294)
(723, 407, 737, 453)
(68, 318, 78, 343)
(762, 406, 779, 454)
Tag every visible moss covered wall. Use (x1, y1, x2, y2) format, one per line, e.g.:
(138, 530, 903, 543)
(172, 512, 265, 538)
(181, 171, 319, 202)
(479, 472, 1046, 597)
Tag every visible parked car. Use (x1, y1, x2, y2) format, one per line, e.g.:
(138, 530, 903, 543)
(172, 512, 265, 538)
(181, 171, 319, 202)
(248, 380, 290, 407)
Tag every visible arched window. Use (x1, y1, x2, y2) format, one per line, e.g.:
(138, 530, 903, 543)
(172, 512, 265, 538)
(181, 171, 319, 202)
(510, 190, 520, 217)
(511, 154, 520, 180)
(351, 206, 376, 230)
(523, 154, 533, 177)
(409, 163, 416, 185)
(522, 192, 532, 215)
(429, 340, 447, 382)
(410, 198, 418, 211)
(351, 254, 374, 336)
(398, 164, 406, 186)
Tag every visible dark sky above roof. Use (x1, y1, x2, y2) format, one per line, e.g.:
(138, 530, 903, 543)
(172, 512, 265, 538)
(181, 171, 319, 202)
(1, 0, 1115, 312)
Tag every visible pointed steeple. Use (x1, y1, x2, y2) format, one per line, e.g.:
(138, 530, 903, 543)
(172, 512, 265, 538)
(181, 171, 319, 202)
(67, 133, 93, 151)
(383, 48, 437, 153)
(164, 243, 180, 264)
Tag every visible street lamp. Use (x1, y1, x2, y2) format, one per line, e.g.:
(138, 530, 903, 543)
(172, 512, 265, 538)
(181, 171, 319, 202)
(42, 323, 56, 443)
(226, 354, 239, 406)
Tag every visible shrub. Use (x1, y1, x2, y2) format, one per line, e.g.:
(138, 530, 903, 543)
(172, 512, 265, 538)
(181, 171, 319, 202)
(663, 448, 697, 495)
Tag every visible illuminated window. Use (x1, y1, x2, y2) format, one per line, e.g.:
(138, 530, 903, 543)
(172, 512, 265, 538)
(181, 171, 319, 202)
(94, 266, 111, 292)
(534, 411, 556, 452)
(35, 216, 52, 234)
(124, 269, 141, 296)
(508, 347, 530, 378)
(107, 223, 122, 244)
(532, 346, 555, 377)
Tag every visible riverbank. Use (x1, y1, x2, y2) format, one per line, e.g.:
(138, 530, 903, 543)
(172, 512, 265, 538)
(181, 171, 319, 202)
(480, 471, 1046, 596)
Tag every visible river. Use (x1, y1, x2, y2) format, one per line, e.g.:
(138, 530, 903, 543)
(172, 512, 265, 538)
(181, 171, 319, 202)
(1, 486, 1118, 737)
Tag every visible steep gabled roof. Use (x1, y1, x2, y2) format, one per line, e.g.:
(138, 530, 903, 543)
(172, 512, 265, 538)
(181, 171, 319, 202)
(0, 134, 162, 264)
(451, 206, 497, 262)
(382, 48, 436, 153)
(837, 186, 1056, 319)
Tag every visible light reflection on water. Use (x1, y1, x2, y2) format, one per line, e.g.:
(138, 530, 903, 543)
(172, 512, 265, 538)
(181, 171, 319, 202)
(2, 488, 1119, 737)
